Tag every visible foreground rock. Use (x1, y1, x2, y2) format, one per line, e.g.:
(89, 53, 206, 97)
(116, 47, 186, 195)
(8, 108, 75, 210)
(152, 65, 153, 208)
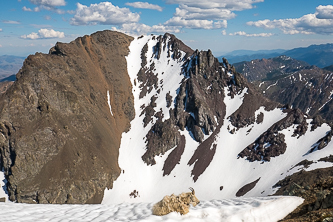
(0, 31, 134, 203)
(275, 166, 333, 221)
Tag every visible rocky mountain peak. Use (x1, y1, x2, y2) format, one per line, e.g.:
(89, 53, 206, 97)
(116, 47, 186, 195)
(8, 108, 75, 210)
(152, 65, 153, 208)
(0, 30, 135, 204)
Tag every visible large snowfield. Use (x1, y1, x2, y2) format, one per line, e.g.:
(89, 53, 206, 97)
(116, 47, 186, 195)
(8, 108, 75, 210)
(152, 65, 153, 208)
(102, 35, 333, 204)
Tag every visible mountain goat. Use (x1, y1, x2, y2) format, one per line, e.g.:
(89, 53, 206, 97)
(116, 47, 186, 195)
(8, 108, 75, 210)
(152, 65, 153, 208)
(152, 187, 200, 216)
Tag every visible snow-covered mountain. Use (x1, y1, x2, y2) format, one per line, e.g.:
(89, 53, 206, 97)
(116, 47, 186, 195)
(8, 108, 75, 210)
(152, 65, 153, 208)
(1, 31, 333, 220)
(101, 34, 333, 204)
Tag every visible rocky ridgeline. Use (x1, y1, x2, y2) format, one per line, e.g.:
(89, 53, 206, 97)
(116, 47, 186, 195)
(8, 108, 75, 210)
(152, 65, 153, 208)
(0, 31, 134, 204)
(234, 55, 310, 82)
(138, 34, 283, 181)
(139, 36, 244, 169)
(138, 36, 235, 166)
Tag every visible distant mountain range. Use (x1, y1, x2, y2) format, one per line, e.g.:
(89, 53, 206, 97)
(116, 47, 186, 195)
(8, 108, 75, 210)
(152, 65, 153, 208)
(324, 65, 333, 72)
(233, 55, 333, 122)
(0, 55, 24, 80)
(219, 43, 333, 68)
(234, 55, 310, 82)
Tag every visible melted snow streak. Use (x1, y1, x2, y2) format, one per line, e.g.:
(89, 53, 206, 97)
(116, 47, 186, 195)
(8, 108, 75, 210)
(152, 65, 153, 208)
(107, 90, 113, 116)
(0, 196, 303, 222)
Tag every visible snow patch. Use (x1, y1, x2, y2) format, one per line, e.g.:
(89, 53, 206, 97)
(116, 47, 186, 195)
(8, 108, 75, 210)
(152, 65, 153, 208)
(306, 107, 311, 115)
(0, 196, 303, 222)
(0, 169, 7, 202)
(318, 90, 333, 111)
(224, 87, 248, 117)
(266, 81, 278, 91)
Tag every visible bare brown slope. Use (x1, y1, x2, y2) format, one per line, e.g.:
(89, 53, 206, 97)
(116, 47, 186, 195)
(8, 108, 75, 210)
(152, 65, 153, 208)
(0, 30, 134, 204)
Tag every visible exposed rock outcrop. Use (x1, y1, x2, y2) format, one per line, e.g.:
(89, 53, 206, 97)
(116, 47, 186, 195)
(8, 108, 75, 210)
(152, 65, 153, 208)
(275, 168, 333, 221)
(140, 48, 229, 172)
(0, 31, 134, 204)
(307, 129, 333, 154)
(142, 119, 181, 165)
(236, 178, 261, 197)
(0, 81, 14, 94)
(238, 108, 308, 162)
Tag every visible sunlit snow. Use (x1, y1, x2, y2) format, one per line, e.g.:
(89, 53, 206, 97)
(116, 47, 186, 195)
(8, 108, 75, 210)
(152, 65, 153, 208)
(0, 196, 303, 222)
(1, 170, 7, 202)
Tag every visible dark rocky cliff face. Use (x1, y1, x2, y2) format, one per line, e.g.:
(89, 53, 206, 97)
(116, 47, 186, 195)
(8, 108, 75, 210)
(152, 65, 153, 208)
(0, 31, 134, 204)
(137, 36, 279, 181)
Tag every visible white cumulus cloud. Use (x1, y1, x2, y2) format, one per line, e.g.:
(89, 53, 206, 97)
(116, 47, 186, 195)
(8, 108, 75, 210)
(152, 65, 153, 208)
(214, 20, 228, 29)
(163, 0, 262, 30)
(70, 2, 140, 26)
(247, 5, 333, 35)
(172, 4, 236, 20)
(125, 2, 163, 12)
(25, 0, 66, 14)
(0, 28, 2, 32)
(316, 5, 333, 19)
(112, 23, 181, 35)
(229, 31, 273, 37)
(164, 4, 233, 29)
(166, 0, 264, 11)
(165, 17, 213, 29)
(21, 29, 65, 39)
(22, 6, 33, 11)
(165, 17, 227, 29)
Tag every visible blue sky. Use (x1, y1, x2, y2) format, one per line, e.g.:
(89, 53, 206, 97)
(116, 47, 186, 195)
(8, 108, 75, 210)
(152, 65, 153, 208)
(1, 0, 333, 57)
